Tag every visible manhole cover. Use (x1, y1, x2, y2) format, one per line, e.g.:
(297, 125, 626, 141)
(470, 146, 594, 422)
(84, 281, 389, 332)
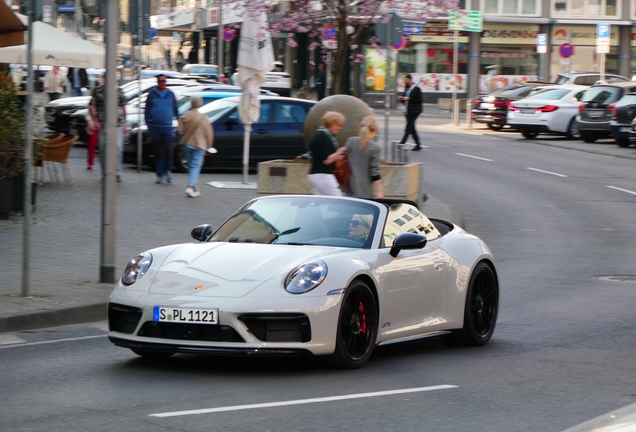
(596, 275, 636, 283)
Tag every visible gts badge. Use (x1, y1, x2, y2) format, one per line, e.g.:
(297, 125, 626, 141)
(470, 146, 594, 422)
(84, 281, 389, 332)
(382, 322, 391, 328)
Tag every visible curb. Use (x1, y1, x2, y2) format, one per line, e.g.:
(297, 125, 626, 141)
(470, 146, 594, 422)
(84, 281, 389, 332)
(0, 303, 107, 333)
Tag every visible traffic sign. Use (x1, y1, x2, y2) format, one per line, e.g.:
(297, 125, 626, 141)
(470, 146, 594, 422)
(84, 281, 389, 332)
(537, 33, 547, 54)
(391, 36, 407, 50)
(559, 42, 574, 58)
(596, 23, 610, 53)
(323, 26, 336, 40)
(448, 10, 482, 32)
(375, 13, 403, 45)
(223, 28, 235, 42)
(403, 25, 421, 35)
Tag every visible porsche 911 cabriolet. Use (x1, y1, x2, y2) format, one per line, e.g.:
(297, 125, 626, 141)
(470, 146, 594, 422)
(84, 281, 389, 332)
(108, 196, 499, 369)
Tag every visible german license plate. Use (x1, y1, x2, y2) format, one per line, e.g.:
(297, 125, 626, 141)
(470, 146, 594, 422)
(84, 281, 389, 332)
(480, 103, 494, 109)
(521, 108, 535, 114)
(619, 127, 631, 133)
(587, 110, 604, 118)
(153, 306, 218, 325)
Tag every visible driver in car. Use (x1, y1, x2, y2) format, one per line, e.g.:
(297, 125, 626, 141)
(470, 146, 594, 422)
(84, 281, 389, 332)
(348, 214, 373, 242)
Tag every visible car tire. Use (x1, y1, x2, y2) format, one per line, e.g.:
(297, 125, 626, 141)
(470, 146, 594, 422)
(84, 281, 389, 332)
(173, 144, 189, 173)
(487, 123, 504, 131)
(566, 119, 581, 140)
(328, 279, 378, 369)
(131, 349, 175, 359)
(442, 262, 498, 347)
(616, 138, 630, 148)
(522, 131, 539, 139)
(581, 133, 597, 143)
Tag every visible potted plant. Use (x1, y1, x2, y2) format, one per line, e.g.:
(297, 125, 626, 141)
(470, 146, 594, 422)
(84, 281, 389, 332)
(0, 72, 44, 219)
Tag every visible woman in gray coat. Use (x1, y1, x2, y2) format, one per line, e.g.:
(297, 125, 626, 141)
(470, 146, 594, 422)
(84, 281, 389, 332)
(344, 116, 384, 198)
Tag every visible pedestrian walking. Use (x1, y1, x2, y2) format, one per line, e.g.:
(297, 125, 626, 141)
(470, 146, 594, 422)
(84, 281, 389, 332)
(175, 50, 185, 72)
(89, 72, 127, 182)
(311, 64, 326, 100)
(307, 111, 346, 196)
(398, 74, 423, 151)
(67, 67, 89, 97)
(177, 96, 214, 197)
(144, 74, 179, 184)
(43, 66, 65, 101)
(85, 105, 99, 170)
(344, 116, 384, 198)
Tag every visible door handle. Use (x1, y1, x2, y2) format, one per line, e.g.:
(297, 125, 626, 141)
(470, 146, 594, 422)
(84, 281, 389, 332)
(434, 263, 443, 271)
(256, 129, 268, 134)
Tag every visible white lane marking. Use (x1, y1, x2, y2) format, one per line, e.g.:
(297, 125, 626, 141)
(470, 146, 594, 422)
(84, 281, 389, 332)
(606, 185, 636, 196)
(455, 153, 493, 161)
(0, 334, 26, 345)
(525, 167, 567, 177)
(0, 334, 107, 350)
(149, 385, 458, 418)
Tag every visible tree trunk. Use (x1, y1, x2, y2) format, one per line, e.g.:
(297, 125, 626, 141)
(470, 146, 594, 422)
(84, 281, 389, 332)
(330, 21, 351, 95)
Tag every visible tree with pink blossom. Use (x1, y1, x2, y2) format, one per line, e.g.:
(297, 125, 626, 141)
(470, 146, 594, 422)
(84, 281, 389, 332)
(235, 0, 459, 95)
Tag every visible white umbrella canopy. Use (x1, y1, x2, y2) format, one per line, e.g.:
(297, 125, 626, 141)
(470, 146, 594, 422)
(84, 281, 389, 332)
(236, 10, 275, 182)
(0, 21, 104, 68)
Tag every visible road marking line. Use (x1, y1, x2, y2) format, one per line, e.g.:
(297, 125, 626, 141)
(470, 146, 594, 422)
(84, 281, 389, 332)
(0, 334, 107, 350)
(525, 167, 568, 177)
(455, 153, 493, 161)
(606, 185, 636, 196)
(149, 385, 458, 418)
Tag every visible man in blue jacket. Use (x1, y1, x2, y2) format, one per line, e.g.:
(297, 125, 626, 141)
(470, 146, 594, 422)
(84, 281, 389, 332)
(144, 74, 180, 183)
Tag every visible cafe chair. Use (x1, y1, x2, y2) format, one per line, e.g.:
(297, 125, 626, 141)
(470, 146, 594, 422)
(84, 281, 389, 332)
(41, 135, 78, 185)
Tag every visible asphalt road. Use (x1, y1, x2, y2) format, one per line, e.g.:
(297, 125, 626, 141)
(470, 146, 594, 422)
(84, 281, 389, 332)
(2, 121, 636, 431)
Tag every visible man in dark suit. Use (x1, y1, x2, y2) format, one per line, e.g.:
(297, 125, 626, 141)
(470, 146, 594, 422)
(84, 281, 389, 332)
(67, 68, 89, 97)
(398, 74, 423, 151)
(312, 64, 326, 100)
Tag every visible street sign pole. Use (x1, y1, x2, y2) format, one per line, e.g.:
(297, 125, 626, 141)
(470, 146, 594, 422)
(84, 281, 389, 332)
(596, 24, 610, 83)
(537, 34, 547, 81)
(452, 29, 458, 125)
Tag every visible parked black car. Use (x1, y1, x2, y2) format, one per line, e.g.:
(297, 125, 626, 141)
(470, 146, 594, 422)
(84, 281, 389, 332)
(609, 93, 636, 147)
(471, 83, 553, 131)
(123, 96, 315, 171)
(576, 81, 636, 143)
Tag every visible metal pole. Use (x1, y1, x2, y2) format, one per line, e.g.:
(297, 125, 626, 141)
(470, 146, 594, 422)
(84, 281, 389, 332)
(217, 0, 223, 81)
(100, 0, 118, 283)
(242, 123, 251, 183)
(21, 0, 35, 297)
(384, 14, 391, 153)
(600, 53, 605, 83)
(452, 29, 459, 126)
(136, 0, 143, 172)
(75, 0, 81, 35)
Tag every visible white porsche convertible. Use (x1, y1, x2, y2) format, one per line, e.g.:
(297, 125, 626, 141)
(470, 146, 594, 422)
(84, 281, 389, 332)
(108, 195, 499, 368)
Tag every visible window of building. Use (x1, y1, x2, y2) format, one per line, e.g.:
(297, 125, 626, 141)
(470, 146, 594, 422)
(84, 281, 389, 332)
(479, 0, 539, 14)
(552, 0, 619, 17)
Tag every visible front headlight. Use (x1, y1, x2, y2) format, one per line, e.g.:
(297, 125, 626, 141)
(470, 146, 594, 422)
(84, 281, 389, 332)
(284, 260, 327, 294)
(121, 252, 152, 285)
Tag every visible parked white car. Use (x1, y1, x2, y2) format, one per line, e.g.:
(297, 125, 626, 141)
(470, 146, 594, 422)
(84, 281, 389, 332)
(507, 84, 589, 139)
(231, 61, 292, 97)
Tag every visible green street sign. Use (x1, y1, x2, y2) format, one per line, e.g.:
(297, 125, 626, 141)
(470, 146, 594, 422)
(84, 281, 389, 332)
(448, 10, 483, 32)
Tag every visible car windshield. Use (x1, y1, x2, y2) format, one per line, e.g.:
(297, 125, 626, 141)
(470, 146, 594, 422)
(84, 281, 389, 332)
(615, 95, 636, 107)
(498, 85, 538, 97)
(581, 87, 622, 104)
(190, 66, 218, 74)
(525, 88, 572, 100)
(199, 98, 240, 121)
(207, 197, 381, 248)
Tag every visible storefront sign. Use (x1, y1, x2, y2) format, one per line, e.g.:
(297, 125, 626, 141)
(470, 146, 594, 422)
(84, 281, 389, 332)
(481, 24, 539, 45)
(552, 25, 618, 46)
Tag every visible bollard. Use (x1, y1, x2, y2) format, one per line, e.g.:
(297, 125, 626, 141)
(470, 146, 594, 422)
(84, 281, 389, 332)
(465, 99, 472, 128)
(453, 98, 460, 126)
(391, 140, 400, 162)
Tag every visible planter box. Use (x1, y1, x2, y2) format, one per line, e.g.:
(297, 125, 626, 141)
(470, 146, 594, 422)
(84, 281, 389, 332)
(12, 174, 37, 213)
(0, 180, 13, 220)
(258, 159, 423, 202)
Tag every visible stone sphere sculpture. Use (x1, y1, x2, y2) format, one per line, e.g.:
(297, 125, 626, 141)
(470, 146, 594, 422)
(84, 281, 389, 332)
(304, 95, 375, 150)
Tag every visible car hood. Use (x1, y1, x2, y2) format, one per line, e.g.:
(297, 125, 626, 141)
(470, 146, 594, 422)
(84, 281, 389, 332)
(148, 242, 331, 298)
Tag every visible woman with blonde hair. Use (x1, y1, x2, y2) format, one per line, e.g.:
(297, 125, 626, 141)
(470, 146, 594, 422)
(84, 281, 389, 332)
(344, 115, 384, 198)
(307, 111, 346, 196)
(177, 95, 214, 197)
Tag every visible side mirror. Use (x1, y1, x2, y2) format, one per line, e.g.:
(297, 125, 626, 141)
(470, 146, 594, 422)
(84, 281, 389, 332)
(390, 232, 427, 257)
(191, 224, 213, 242)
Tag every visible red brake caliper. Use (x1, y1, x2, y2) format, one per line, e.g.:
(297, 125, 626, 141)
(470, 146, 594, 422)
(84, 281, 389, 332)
(358, 301, 367, 334)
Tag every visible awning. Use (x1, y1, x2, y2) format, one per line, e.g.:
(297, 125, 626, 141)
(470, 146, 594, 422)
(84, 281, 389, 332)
(0, 2, 25, 48)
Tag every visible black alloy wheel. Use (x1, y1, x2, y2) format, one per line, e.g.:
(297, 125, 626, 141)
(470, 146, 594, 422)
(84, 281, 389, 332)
(487, 123, 504, 131)
(522, 131, 539, 139)
(329, 280, 378, 369)
(616, 138, 630, 148)
(442, 262, 498, 346)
